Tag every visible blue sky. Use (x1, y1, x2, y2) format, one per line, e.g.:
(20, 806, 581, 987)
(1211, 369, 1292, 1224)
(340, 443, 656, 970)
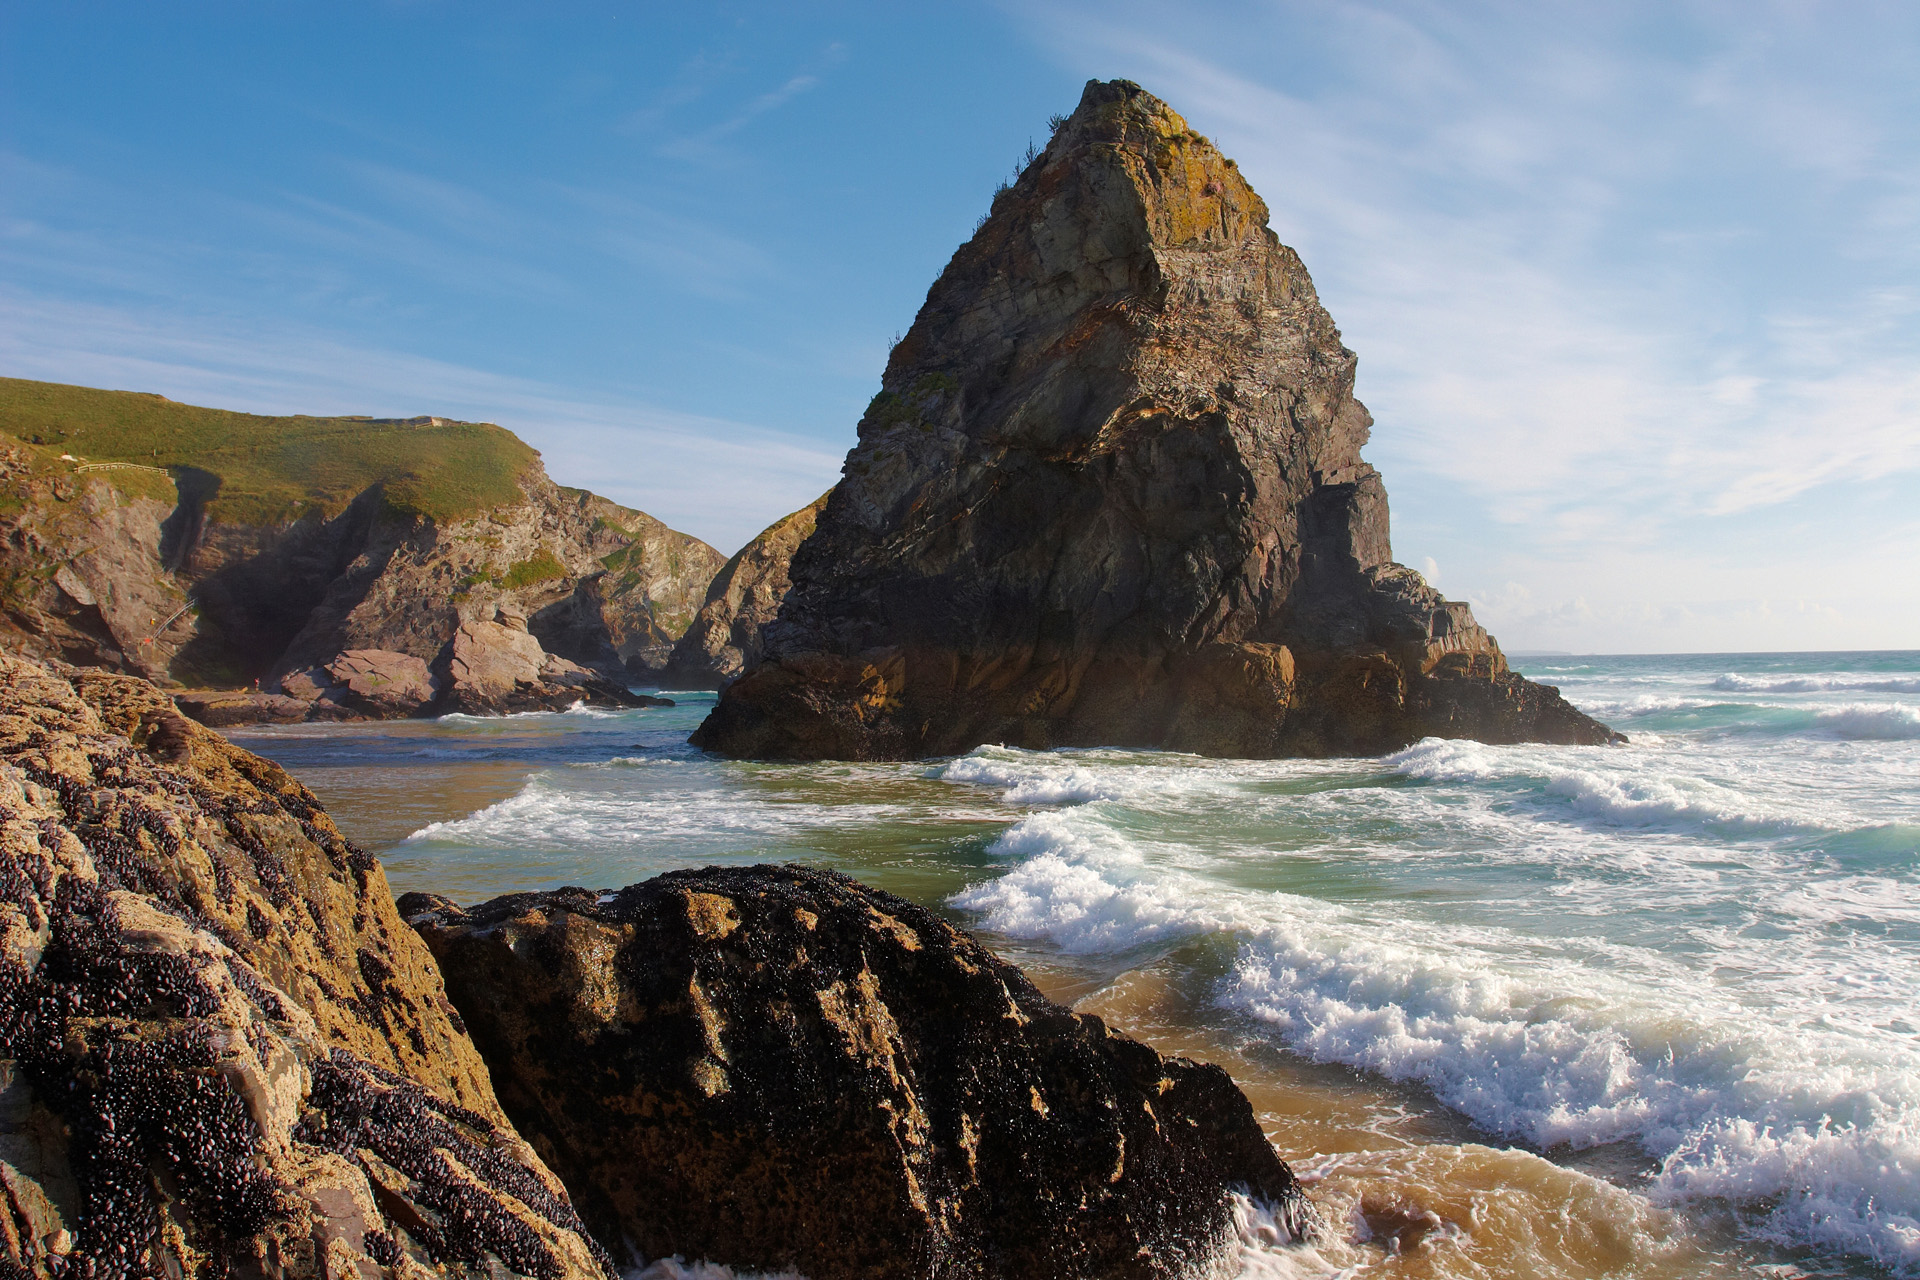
(3, 2, 1916, 652)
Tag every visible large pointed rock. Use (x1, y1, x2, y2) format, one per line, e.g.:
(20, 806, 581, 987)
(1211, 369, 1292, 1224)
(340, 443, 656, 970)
(694, 80, 1618, 760)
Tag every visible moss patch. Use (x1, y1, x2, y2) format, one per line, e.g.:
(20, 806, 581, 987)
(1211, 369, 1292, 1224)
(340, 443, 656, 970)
(498, 549, 567, 590)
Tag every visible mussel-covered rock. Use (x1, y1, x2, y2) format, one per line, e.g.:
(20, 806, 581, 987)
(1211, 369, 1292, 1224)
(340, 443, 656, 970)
(404, 864, 1315, 1280)
(0, 650, 611, 1280)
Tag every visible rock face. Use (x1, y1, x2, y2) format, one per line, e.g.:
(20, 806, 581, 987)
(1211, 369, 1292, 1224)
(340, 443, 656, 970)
(0, 650, 611, 1279)
(322, 648, 443, 717)
(663, 492, 829, 688)
(694, 81, 1618, 760)
(404, 864, 1314, 1280)
(0, 437, 184, 681)
(0, 380, 724, 715)
(437, 612, 665, 715)
(555, 489, 728, 677)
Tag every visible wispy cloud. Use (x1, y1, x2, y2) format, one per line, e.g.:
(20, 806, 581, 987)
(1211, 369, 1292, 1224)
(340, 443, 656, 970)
(641, 45, 846, 166)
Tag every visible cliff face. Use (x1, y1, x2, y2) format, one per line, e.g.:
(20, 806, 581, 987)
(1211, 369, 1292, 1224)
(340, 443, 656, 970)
(694, 81, 1617, 760)
(0, 380, 722, 715)
(556, 489, 727, 676)
(0, 650, 610, 1278)
(405, 866, 1313, 1279)
(662, 492, 828, 688)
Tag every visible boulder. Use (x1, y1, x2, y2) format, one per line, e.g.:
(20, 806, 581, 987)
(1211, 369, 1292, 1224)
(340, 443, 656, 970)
(692, 81, 1618, 760)
(0, 649, 611, 1279)
(324, 647, 441, 717)
(403, 864, 1315, 1280)
(440, 613, 664, 715)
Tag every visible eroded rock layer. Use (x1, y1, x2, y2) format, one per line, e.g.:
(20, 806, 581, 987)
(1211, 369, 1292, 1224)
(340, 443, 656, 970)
(694, 81, 1616, 760)
(0, 650, 610, 1280)
(404, 864, 1314, 1280)
(663, 492, 829, 688)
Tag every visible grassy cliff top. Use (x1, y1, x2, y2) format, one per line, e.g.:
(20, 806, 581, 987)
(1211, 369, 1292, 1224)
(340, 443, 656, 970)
(0, 377, 540, 525)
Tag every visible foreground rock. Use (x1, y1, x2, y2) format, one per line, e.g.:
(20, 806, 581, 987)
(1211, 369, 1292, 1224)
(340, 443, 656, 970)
(663, 492, 829, 688)
(0, 650, 611, 1279)
(404, 864, 1314, 1280)
(694, 81, 1618, 760)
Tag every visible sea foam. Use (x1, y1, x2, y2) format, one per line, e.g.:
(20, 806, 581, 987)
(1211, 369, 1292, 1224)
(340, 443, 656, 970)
(946, 742, 1920, 1275)
(1714, 673, 1920, 694)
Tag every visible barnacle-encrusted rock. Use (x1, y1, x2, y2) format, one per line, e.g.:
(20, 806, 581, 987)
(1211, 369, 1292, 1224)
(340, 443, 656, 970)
(0, 649, 611, 1279)
(405, 864, 1315, 1280)
(693, 80, 1618, 760)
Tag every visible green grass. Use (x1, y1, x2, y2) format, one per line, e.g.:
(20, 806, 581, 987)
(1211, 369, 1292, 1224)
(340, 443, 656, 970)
(0, 376, 539, 525)
(498, 548, 567, 590)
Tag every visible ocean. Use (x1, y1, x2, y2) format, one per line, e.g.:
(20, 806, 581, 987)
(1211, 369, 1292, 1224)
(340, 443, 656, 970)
(230, 650, 1920, 1279)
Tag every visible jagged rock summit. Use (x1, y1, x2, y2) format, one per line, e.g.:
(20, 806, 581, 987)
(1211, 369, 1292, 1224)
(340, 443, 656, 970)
(695, 80, 1618, 760)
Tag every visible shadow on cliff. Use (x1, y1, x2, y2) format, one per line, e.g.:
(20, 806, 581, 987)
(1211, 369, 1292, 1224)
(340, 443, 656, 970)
(167, 482, 396, 686)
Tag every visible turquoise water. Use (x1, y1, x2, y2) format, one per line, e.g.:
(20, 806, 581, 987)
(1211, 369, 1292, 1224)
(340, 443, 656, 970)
(233, 651, 1920, 1279)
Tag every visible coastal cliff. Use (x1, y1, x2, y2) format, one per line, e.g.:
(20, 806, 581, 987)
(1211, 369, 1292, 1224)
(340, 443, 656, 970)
(0, 650, 610, 1278)
(663, 492, 828, 688)
(0, 379, 719, 718)
(694, 81, 1617, 760)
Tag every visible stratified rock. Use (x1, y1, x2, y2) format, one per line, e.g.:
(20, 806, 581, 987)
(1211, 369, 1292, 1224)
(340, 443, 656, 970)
(663, 492, 829, 688)
(0, 649, 611, 1279)
(439, 612, 662, 715)
(693, 81, 1618, 760)
(172, 688, 319, 726)
(324, 648, 442, 717)
(404, 864, 1315, 1280)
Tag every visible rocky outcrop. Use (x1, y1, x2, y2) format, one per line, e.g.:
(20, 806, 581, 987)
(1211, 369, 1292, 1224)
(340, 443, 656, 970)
(438, 612, 666, 715)
(555, 489, 727, 677)
(318, 648, 442, 717)
(694, 81, 1618, 760)
(0, 379, 723, 714)
(404, 864, 1314, 1280)
(259, 469, 700, 701)
(0, 437, 184, 682)
(662, 492, 829, 688)
(0, 649, 611, 1279)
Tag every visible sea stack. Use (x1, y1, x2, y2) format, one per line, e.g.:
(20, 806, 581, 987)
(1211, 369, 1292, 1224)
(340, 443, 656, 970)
(694, 80, 1617, 760)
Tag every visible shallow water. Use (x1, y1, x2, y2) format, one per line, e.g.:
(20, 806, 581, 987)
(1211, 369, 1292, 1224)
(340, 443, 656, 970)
(232, 651, 1920, 1279)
